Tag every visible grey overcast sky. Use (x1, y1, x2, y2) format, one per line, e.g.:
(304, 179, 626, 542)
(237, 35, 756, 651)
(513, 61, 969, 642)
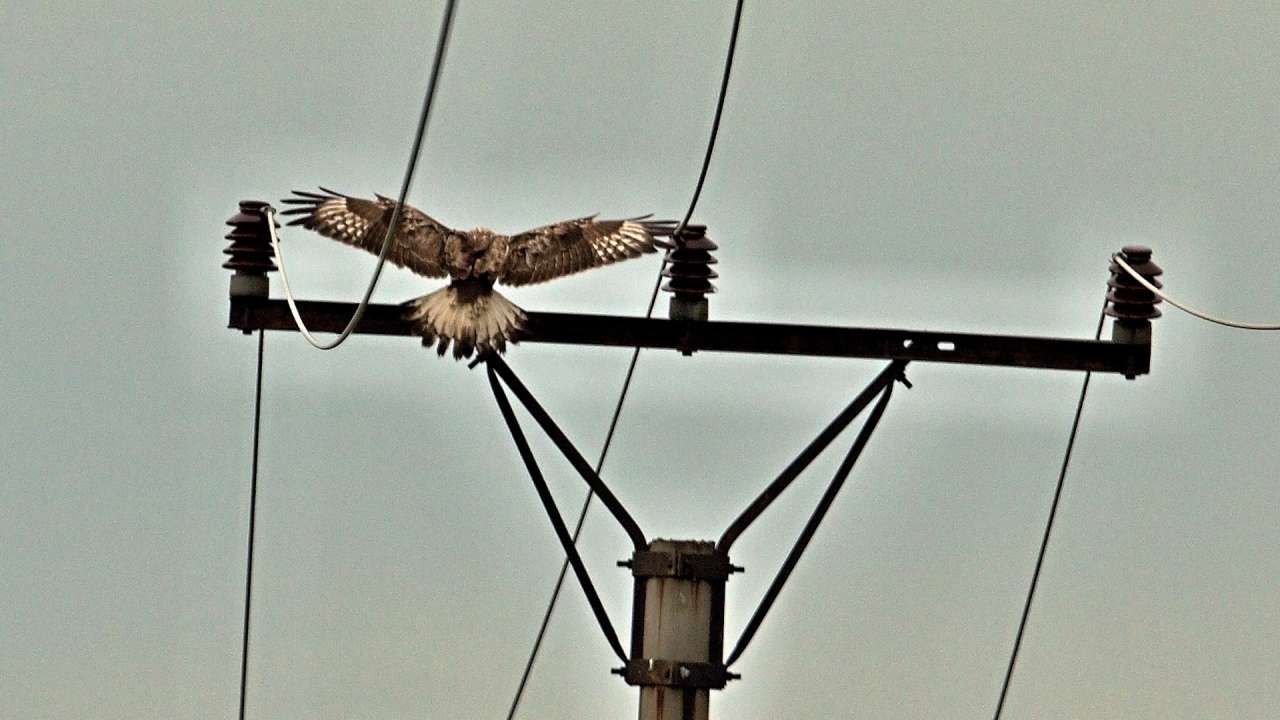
(3, 2, 1278, 718)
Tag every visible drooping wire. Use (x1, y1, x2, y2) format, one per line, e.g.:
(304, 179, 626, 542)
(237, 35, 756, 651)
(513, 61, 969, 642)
(239, 330, 266, 720)
(238, 4, 457, 713)
(991, 301, 1107, 720)
(503, 3, 746, 718)
(270, 0, 458, 350)
(1113, 253, 1280, 331)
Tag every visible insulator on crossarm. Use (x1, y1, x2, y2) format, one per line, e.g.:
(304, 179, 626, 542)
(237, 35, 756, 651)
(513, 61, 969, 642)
(224, 200, 279, 298)
(660, 225, 717, 324)
(1106, 245, 1163, 321)
(1105, 245, 1160, 377)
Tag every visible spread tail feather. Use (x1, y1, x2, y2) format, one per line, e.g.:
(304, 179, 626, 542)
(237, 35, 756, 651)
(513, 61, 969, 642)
(406, 286, 527, 359)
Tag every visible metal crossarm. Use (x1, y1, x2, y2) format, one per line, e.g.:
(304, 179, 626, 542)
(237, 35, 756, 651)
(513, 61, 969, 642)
(486, 362, 630, 662)
(227, 297, 1150, 375)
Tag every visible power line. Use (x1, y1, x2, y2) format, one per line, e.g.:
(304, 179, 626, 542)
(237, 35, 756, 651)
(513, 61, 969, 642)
(1113, 253, 1280, 331)
(239, 3, 458, 716)
(504, 3, 747, 718)
(501, 316, 648, 720)
(239, 330, 266, 720)
(269, 0, 458, 350)
(991, 301, 1107, 720)
(672, 0, 746, 239)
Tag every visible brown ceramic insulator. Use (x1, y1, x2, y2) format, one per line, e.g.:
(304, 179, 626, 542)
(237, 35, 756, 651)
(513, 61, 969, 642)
(1105, 245, 1163, 320)
(222, 200, 278, 274)
(661, 226, 719, 298)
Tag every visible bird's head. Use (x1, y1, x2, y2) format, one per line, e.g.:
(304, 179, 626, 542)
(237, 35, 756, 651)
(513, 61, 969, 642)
(468, 227, 497, 250)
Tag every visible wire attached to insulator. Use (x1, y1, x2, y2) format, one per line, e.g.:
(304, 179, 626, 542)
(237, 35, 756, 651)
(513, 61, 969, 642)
(270, 0, 457, 350)
(1113, 253, 1280, 331)
(670, 0, 745, 242)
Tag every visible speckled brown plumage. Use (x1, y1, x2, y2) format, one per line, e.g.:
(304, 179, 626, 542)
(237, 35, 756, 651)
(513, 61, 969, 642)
(281, 188, 671, 358)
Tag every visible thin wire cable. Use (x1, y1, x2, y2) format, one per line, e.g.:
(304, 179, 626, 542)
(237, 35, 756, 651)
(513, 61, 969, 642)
(504, 3, 746, 717)
(992, 302, 1107, 720)
(1113, 253, 1280, 331)
(672, 0, 745, 240)
(269, 0, 458, 350)
(501, 306, 651, 720)
(239, 330, 266, 720)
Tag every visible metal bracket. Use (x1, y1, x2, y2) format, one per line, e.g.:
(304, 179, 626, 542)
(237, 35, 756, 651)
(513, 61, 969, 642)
(227, 297, 1150, 375)
(622, 548, 741, 582)
(485, 359, 636, 662)
(614, 659, 739, 690)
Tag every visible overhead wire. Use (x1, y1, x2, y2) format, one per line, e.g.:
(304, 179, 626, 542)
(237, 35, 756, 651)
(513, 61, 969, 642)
(991, 300, 1107, 720)
(503, 3, 747, 718)
(238, 4, 458, 717)
(1113, 253, 1280, 331)
(996, 248, 1279, 717)
(238, 330, 266, 720)
(269, 0, 458, 350)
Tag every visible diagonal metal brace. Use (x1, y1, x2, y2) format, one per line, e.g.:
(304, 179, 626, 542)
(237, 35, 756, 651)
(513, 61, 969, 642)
(485, 353, 647, 551)
(724, 365, 903, 666)
(719, 360, 908, 554)
(486, 361, 630, 662)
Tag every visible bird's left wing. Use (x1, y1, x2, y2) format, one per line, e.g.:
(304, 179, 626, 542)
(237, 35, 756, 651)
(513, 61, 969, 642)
(280, 188, 452, 278)
(499, 216, 674, 286)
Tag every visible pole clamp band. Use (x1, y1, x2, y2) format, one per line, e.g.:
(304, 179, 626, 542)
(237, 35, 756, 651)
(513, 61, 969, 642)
(621, 548, 741, 581)
(613, 659, 738, 689)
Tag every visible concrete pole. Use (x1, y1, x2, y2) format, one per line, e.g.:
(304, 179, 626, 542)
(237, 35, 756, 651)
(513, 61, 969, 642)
(636, 539, 716, 720)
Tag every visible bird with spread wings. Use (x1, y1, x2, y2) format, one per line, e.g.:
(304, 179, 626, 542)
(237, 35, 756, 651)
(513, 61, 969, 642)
(282, 188, 673, 358)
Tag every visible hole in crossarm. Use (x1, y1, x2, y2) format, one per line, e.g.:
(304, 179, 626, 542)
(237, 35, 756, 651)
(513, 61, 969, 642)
(937, 341, 955, 351)
(902, 339, 914, 349)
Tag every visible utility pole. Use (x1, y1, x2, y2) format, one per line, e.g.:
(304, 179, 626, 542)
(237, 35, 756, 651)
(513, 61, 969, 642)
(621, 540, 735, 720)
(224, 203, 1159, 719)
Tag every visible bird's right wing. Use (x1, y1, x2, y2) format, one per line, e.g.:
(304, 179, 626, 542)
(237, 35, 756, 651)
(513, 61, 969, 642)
(280, 187, 453, 278)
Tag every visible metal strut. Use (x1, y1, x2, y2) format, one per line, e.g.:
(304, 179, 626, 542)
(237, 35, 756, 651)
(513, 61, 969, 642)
(486, 360, 631, 662)
(485, 353, 647, 550)
(719, 361, 908, 554)
(486, 354, 909, 671)
(724, 362, 905, 667)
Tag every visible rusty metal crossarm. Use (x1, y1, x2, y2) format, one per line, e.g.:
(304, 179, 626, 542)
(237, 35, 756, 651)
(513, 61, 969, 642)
(228, 297, 1150, 375)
